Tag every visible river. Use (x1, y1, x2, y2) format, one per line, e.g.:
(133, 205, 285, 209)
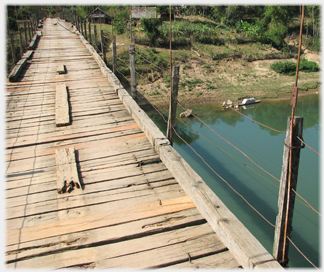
(146, 94, 320, 268)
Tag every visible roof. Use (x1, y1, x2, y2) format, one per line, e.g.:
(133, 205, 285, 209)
(131, 6, 156, 19)
(88, 7, 110, 18)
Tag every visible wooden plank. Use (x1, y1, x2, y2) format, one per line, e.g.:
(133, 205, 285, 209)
(7, 196, 195, 246)
(12, 223, 219, 269)
(55, 83, 70, 126)
(56, 64, 65, 74)
(6, 179, 181, 221)
(28, 34, 39, 50)
(22, 50, 34, 60)
(7, 208, 205, 263)
(8, 58, 28, 82)
(55, 147, 82, 194)
(167, 250, 240, 269)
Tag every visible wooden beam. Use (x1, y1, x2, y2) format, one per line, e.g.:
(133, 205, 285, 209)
(56, 64, 66, 74)
(55, 83, 70, 127)
(166, 65, 179, 145)
(55, 147, 82, 194)
(273, 116, 303, 266)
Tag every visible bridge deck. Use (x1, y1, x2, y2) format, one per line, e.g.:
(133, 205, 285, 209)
(5, 18, 241, 269)
(6, 18, 283, 269)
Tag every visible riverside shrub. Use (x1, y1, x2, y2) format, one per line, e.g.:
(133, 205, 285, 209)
(270, 59, 319, 75)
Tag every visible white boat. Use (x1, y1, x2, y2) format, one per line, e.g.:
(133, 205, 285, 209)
(238, 98, 261, 106)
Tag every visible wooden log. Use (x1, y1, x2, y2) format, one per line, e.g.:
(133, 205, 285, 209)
(273, 116, 303, 266)
(55, 147, 82, 194)
(55, 83, 70, 127)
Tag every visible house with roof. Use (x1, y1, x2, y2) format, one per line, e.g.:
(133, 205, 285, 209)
(131, 6, 157, 24)
(87, 7, 111, 24)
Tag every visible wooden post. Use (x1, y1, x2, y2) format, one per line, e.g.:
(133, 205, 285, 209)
(28, 21, 32, 42)
(80, 19, 83, 36)
(24, 21, 28, 46)
(129, 44, 136, 100)
(94, 24, 97, 52)
(166, 65, 180, 145)
(10, 33, 16, 64)
(112, 36, 117, 74)
(100, 29, 106, 63)
(273, 116, 303, 266)
(129, 14, 132, 42)
(88, 22, 91, 45)
(84, 21, 87, 40)
(19, 28, 23, 58)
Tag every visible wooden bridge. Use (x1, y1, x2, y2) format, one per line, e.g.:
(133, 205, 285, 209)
(5, 18, 282, 269)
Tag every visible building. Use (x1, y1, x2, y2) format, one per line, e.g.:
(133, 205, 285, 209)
(131, 6, 157, 24)
(87, 7, 111, 24)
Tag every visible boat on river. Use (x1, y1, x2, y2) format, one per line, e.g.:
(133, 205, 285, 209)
(238, 97, 261, 106)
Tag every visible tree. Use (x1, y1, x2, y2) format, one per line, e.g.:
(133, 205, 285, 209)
(140, 18, 162, 46)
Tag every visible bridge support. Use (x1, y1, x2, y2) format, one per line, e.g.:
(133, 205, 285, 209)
(273, 116, 303, 266)
(129, 44, 136, 100)
(166, 65, 179, 145)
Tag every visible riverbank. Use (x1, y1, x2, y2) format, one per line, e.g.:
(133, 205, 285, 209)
(137, 53, 320, 109)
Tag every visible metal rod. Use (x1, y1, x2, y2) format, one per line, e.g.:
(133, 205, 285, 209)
(282, 4, 304, 264)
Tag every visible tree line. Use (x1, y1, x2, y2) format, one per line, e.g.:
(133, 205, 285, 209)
(6, 5, 321, 53)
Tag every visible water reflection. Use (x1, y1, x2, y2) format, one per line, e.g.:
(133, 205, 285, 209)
(146, 94, 320, 268)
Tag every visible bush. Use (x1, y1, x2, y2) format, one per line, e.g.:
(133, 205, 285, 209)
(7, 17, 18, 32)
(271, 59, 320, 75)
(113, 11, 129, 34)
(299, 58, 320, 72)
(195, 35, 225, 46)
(263, 24, 288, 50)
(270, 60, 296, 75)
(140, 18, 162, 46)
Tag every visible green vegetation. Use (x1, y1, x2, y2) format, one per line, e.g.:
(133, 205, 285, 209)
(271, 59, 320, 75)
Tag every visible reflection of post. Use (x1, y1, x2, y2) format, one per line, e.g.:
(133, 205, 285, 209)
(129, 44, 136, 100)
(273, 116, 303, 267)
(166, 65, 180, 145)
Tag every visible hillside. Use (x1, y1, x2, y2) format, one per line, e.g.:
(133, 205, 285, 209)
(104, 15, 320, 108)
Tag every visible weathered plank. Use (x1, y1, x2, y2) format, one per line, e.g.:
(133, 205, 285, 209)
(7, 208, 205, 263)
(7, 196, 195, 246)
(55, 83, 70, 126)
(28, 34, 39, 50)
(8, 58, 28, 82)
(167, 250, 240, 269)
(56, 64, 65, 74)
(55, 147, 82, 194)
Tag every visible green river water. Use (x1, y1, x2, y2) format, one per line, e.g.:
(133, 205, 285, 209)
(147, 94, 320, 268)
